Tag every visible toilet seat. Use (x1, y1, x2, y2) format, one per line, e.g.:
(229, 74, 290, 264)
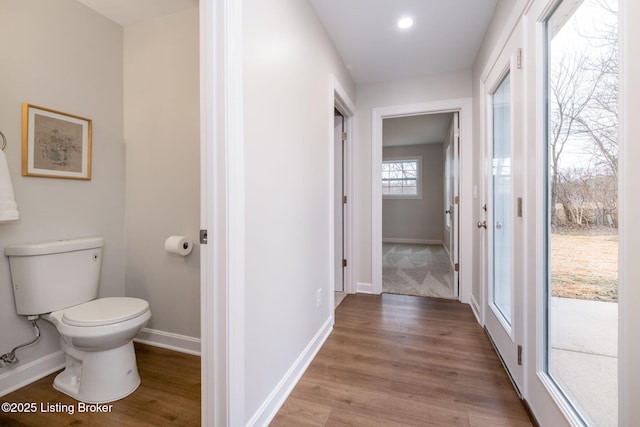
(61, 297, 149, 327)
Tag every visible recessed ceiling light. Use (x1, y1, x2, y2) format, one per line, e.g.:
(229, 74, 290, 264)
(397, 17, 414, 29)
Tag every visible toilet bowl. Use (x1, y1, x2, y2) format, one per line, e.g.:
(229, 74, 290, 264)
(5, 238, 152, 403)
(42, 297, 151, 403)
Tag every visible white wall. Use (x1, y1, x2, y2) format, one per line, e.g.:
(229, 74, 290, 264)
(123, 8, 200, 339)
(242, 0, 355, 421)
(0, 0, 125, 387)
(382, 144, 444, 243)
(356, 71, 472, 287)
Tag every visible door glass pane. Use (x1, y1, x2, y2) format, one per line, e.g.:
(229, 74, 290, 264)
(492, 73, 512, 325)
(545, 1, 618, 425)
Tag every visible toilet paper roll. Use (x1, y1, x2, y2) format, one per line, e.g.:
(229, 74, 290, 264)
(164, 235, 193, 256)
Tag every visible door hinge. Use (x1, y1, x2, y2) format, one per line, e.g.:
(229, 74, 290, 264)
(517, 197, 523, 218)
(454, 196, 459, 205)
(342, 259, 347, 268)
(517, 48, 523, 70)
(342, 132, 347, 141)
(343, 195, 347, 204)
(454, 263, 459, 272)
(517, 345, 523, 365)
(200, 229, 208, 244)
(454, 128, 460, 139)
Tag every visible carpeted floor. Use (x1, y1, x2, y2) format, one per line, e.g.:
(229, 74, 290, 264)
(382, 243, 455, 299)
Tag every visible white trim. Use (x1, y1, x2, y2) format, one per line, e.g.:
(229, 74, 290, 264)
(469, 295, 481, 324)
(332, 75, 357, 297)
(619, 1, 637, 425)
(382, 238, 443, 245)
(371, 98, 473, 304)
(525, 2, 572, 425)
(246, 317, 333, 426)
(200, 0, 245, 425)
(480, 0, 535, 84)
(225, 0, 245, 424)
(0, 351, 64, 398)
(134, 328, 201, 356)
(356, 282, 375, 294)
(198, 0, 218, 424)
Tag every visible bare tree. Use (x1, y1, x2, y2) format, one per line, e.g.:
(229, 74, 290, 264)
(548, 0, 618, 228)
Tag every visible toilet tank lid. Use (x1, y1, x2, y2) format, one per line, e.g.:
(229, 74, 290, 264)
(5, 237, 104, 256)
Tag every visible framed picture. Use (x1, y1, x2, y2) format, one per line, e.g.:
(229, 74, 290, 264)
(21, 103, 92, 180)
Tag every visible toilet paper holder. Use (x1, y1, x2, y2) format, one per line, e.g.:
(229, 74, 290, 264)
(164, 235, 194, 256)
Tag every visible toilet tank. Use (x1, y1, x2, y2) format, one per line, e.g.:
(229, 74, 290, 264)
(5, 237, 104, 316)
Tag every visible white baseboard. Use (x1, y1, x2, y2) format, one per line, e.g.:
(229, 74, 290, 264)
(0, 329, 200, 398)
(443, 243, 451, 260)
(382, 238, 443, 245)
(0, 350, 64, 398)
(247, 316, 333, 427)
(134, 328, 201, 356)
(470, 294, 481, 324)
(356, 282, 375, 294)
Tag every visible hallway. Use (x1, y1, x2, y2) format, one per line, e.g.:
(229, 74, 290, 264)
(272, 294, 532, 426)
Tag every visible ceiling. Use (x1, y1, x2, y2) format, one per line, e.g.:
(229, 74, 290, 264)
(77, 0, 197, 26)
(309, 0, 498, 85)
(383, 113, 453, 147)
(77, 0, 498, 85)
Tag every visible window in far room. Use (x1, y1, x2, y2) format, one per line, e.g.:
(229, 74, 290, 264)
(382, 157, 421, 198)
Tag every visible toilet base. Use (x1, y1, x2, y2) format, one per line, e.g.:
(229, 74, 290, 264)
(53, 340, 141, 403)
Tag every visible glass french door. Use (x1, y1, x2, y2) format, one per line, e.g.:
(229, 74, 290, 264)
(482, 22, 524, 393)
(542, 0, 619, 425)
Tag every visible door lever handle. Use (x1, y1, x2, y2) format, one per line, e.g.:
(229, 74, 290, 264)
(477, 221, 487, 229)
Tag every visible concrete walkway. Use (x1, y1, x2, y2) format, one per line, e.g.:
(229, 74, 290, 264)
(550, 297, 618, 427)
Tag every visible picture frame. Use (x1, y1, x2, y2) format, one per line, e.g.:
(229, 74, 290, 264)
(21, 103, 92, 180)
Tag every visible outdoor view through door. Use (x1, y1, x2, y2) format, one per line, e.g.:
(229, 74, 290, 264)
(545, 1, 618, 426)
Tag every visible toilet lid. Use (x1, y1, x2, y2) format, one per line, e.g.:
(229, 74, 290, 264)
(61, 297, 149, 327)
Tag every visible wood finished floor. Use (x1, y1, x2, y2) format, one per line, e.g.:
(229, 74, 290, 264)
(1, 296, 532, 426)
(0, 343, 200, 426)
(272, 294, 533, 426)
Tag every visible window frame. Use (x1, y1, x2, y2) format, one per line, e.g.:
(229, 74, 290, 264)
(381, 155, 423, 199)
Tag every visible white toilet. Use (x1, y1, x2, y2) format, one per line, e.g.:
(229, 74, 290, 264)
(5, 237, 151, 403)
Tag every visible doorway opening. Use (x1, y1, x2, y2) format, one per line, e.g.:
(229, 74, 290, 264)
(381, 112, 459, 299)
(371, 98, 473, 306)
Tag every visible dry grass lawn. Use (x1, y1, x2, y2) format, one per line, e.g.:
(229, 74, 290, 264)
(551, 228, 618, 302)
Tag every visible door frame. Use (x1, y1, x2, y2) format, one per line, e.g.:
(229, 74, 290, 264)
(330, 76, 356, 305)
(371, 98, 473, 306)
(200, 0, 245, 425)
(445, 112, 461, 295)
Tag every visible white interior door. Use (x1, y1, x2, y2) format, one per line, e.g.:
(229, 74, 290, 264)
(481, 22, 525, 394)
(445, 112, 460, 296)
(334, 110, 345, 292)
